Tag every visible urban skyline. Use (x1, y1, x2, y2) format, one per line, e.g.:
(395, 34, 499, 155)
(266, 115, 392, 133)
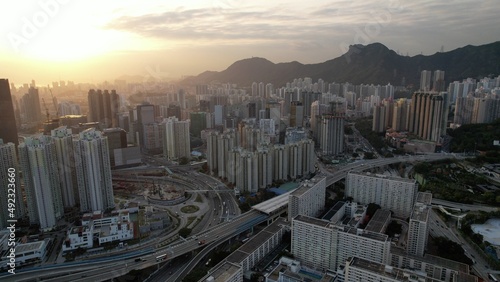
(1, 2, 500, 281)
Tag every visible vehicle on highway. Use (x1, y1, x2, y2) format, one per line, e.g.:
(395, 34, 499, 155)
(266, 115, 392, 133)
(198, 240, 206, 245)
(156, 254, 167, 262)
(135, 257, 146, 262)
(488, 273, 498, 282)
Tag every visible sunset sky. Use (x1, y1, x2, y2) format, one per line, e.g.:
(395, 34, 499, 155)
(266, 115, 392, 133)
(1, 0, 499, 86)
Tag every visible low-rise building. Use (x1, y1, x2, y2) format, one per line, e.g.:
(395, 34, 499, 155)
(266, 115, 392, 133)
(63, 210, 134, 252)
(225, 218, 288, 272)
(1, 239, 49, 266)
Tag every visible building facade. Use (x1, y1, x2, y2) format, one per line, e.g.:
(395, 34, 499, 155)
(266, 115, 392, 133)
(73, 128, 114, 212)
(345, 172, 418, 218)
(19, 135, 64, 230)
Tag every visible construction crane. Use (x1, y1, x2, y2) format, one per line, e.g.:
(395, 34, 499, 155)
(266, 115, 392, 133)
(41, 98, 50, 123)
(47, 85, 59, 118)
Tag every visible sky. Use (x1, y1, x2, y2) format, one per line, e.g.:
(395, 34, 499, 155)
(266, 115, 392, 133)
(1, 0, 499, 86)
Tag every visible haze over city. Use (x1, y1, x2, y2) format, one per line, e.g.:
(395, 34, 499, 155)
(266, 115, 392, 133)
(1, 0, 500, 85)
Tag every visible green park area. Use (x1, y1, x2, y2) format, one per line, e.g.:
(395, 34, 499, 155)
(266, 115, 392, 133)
(414, 160, 500, 206)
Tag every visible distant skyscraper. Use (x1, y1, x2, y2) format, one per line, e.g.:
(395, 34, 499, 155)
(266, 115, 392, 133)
(73, 128, 114, 212)
(166, 104, 181, 119)
(320, 114, 344, 155)
(420, 70, 432, 91)
(251, 82, 258, 97)
(177, 89, 186, 109)
(19, 135, 64, 230)
(392, 99, 410, 131)
(265, 83, 273, 98)
(87, 89, 120, 128)
(471, 97, 500, 124)
(214, 105, 225, 126)
(51, 126, 78, 208)
(289, 101, 304, 127)
(103, 127, 128, 166)
(0, 79, 19, 145)
(0, 140, 25, 229)
(247, 102, 257, 119)
(136, 103, 155, 151)
(88, 89, 104, 124)
(162, 117, 191, 160)
(190, 112, 207, 138)
(20, 87, 42, 123)
(408, 92, 447, 142)
(258, 82, 265, 97)
(433, 70, 445, 92)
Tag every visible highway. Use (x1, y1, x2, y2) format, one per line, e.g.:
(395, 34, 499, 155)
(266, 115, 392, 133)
(5, 153, 492, 282)
(429, 209, 492, 281)
(325, 153, 458, 186)
(6, 211, 267, 282)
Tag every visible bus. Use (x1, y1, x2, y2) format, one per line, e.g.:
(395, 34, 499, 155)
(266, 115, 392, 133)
(489, 273, 498, 282)
(156, 254, 167, 262)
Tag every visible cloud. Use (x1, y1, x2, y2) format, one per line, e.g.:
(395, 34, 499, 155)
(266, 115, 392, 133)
(103, 0, 500, 57)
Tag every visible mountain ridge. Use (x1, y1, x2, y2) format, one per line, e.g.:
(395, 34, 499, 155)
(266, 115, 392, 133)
(181, 41, 500, 87)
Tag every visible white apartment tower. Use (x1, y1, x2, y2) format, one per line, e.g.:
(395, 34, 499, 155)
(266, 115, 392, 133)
(51, 126, 78, 208)
(19, 135, 64, 230)
(420, 70, 432, 91)
(291, 215, 335, 271)
(407, 192, 432, 257)
(345, 172, 418, 218)
(73, 128, 114, 212)
(291, 215, 391, 272)
(288, 176, 326, 221)
(0, 140, 26, 229)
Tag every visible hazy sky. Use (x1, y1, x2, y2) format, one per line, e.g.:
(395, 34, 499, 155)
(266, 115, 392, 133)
(1, 0, 499, 86)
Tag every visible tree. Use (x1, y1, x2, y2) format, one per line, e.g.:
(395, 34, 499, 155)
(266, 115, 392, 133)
(179, 157, 190, 165)
(385, 221, 402, 237)
(179, 227, 192, 238)
(366, 203, 381, 218)
(364, 152, 375, 159)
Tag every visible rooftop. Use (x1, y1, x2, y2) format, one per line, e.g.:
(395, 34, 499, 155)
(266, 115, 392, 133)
(391, 247, 470, 273)
(322, 201, 346, 221)
(365, 209, 391, 233)
(410, 204, 430, 222)
(348, 171, 416, 184)
(290, 176, 326, 197)
(343, 226, 389, 242)
(205, 261, 241, 282)
(13, 239, 48, 254)
(294, 215, 330, 228)
(227, 218, 288, 264)
(416, 192, 433, 205)
(252, 191, 292, 214)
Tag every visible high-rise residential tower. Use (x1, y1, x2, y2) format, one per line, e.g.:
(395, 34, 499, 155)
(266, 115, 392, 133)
(407, 192, 432, 256)
(73, 128, 114, 212)
(51, 126, 78, 208)
(19, 135, 64, 230)
(420, 70, 432, 91)
(162, 117, 191, 160)
(0, 140, 25, 229)
(320, 114, 344, 155)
